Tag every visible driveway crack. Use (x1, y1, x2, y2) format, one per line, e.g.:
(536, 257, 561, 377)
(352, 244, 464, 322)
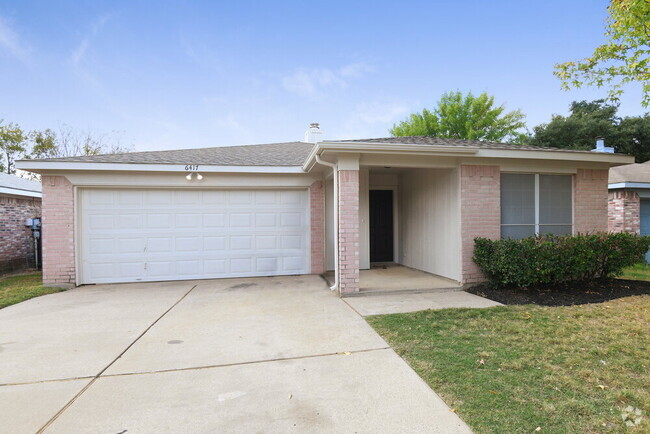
(36, 284, 197, 433)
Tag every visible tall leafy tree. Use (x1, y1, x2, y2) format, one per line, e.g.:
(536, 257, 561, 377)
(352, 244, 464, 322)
(30, 129, 58, 159)
(390, 91, 526, 142)
(0, 121, 28, 174)
(529, 99, 650, 162)
(554, 0, 650, 107)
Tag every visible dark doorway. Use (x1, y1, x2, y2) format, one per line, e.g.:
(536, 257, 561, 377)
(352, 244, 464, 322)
(370, 190, 394, 262)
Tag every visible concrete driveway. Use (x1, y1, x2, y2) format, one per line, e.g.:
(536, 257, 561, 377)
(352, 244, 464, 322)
(0, 275, 471, 433)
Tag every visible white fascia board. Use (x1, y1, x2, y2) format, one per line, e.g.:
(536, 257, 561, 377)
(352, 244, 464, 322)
(302, 142, 478, 171)
(474, 149, 634, 165)
(15, 161, 306, 174)
(0, 186, 42, 198)
(302, 141, 634, 171)
(608, 182, 650, 190)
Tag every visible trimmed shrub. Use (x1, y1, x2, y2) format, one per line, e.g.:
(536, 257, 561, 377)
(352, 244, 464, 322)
(473, 233, 650, 288)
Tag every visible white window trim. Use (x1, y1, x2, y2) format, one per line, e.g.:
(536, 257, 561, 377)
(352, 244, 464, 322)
(501, 173, 574, 237)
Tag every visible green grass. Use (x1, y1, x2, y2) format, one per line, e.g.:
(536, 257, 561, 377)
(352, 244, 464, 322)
(368, 297, 649, 433)
(0, 273, 65, 309)
(619, 263, 650, 281)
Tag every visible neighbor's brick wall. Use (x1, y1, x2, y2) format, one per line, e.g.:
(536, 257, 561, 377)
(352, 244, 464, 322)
(309, 180, 325, 274)
(42, 175, 76, 286)
(574, 169, 609, 233)
(338, 170, 360, 294)
(608, 190, 640, 234)
(0, 194, 41, 274)
(460, 165, 500, 285)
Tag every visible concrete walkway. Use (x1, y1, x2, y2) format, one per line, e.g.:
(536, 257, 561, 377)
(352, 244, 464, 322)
(0, 275, 474, 433)
(345, 289, 502, 316)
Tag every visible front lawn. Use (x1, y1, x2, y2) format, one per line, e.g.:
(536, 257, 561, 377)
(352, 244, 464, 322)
(620, 263, 650, 281)
(368, 296, 649, 433)
(0, 273, 64, 309)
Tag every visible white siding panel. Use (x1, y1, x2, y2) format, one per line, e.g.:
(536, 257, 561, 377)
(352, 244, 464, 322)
(399, 169, 461, 281)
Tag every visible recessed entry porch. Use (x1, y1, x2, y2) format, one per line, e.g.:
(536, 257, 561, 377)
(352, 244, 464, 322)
(324, 264, 461, 296)
(324, 165, 463, 295)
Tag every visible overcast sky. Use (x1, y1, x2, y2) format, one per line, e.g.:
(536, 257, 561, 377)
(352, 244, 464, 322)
(0, 0, 645, 152)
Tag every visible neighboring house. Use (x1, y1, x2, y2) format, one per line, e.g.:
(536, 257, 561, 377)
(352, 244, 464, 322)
(16, 124, 632, 293)
(608, 160, 650, 261)
(0, 173, 42, 274)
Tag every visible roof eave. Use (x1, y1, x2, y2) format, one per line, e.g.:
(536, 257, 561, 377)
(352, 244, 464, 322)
(303, 142, 479, 171)
(0, 186, 42, 198)
(302, 141, 634, 171)
(15, 161, 307, 174)
(609, 182, 650, 190)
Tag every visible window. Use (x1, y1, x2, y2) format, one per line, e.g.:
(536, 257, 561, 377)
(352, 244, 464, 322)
(501, 174, 573, 239)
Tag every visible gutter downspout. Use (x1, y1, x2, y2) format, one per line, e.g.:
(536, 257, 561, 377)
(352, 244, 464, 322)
(315, 154, 339, 293)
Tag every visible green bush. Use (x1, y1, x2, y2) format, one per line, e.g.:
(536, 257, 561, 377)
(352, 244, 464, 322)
(473, 233, 650, 288)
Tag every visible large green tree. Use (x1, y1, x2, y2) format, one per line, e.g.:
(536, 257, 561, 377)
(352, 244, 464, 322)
(0, 121, 28, 174)
(554, 0, 650, 107)
(390, 91, 526, 142)
(529, 99, 650, 162)
(1, 122, 130, 175)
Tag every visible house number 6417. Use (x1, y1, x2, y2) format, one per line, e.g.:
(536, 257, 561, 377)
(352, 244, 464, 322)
(185, 165, 199, 171)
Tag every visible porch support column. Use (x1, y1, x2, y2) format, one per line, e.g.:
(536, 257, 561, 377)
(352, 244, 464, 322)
(338, 156, 360, 294)
(309, 180, 326, 274)
(460, 165, 500, 286)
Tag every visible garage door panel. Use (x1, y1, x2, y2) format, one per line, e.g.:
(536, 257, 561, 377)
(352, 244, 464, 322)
(118, 237, 146, 254)
(81, 188, 309, 284)
(204, 213, 226, 227)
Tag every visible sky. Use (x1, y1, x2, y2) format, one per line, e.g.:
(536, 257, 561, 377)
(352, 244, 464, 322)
(0, 0, 646, 152)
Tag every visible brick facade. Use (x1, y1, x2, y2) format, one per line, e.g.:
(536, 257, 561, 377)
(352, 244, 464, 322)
(42, 175, 76, 286)
(0, 194, 41, 274)
(574, 169, 609, 233)
(338, 170, 360, 294)
(460, 165, 501, 285)
(309, 180, 325, 274)
(608, 190, 640, 234)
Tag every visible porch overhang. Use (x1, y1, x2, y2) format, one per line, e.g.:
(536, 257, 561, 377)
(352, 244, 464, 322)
(303, 141, 634, 172)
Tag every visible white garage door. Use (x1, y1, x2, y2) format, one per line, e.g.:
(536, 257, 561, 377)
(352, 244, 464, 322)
(80, 188, 310, 284)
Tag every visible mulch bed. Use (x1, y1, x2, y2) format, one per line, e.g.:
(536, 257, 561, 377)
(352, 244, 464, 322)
(466, 278, 650, 306)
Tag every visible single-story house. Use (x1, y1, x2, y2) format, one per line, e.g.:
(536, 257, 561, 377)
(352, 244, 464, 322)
(0, 172, 42, 274)
(608, 160, 650, 261)
(16, 124, 633, 294)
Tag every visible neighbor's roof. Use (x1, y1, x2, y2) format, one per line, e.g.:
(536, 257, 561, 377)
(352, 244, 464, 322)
(609, 161, 650, 184)
(0, 172, 42, 197)
(25, 142, 315, 166)
(19, 136, 623, 167)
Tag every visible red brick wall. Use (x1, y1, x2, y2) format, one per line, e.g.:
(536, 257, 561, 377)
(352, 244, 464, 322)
(460, 165, 500, 285)
(608, 190, 640, 234)
(0, 194, 41, 274)
(574, 169, 609, 233)
(42, 175, 76, 286)
(338, 170, 360, 293)
(309, 180, 325, 274)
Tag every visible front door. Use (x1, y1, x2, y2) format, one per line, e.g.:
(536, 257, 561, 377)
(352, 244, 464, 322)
(370, 190, 394, 262)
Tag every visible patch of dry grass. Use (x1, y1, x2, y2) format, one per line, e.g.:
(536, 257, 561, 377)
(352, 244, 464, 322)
(368, 296, 649, 433)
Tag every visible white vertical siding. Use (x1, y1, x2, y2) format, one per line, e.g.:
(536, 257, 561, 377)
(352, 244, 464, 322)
(398, 168, 461, 281)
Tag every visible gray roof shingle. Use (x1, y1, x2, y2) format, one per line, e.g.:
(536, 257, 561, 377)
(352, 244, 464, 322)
(336, 136, 608, 154)
(26, 141, 315, 166)
(609, 161, 650, 184)
(22, 136, 617, 167)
